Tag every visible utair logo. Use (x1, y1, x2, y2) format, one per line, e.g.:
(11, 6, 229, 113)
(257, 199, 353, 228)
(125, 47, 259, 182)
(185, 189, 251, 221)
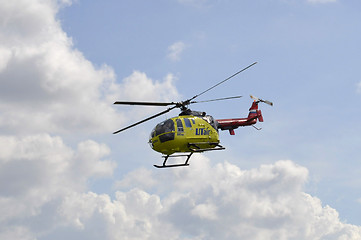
(195, 128, 210, 136)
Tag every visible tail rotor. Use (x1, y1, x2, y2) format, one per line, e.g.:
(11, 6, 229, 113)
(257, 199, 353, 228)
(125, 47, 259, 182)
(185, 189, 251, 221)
(250, 95, 273, 106)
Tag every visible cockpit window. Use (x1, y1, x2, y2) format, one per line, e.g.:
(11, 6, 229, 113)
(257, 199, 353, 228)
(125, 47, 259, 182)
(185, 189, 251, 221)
(151, 119, 175, 137)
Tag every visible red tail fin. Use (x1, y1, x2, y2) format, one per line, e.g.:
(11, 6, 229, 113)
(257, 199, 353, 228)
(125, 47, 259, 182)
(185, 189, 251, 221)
(247, 101, 263, 122)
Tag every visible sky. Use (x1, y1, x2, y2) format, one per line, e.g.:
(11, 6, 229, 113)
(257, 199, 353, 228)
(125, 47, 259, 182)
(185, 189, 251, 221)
(1, 0, 361, 239)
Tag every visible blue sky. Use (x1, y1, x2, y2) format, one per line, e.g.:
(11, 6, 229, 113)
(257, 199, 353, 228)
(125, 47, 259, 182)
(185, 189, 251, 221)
(1, 0, 361, 239)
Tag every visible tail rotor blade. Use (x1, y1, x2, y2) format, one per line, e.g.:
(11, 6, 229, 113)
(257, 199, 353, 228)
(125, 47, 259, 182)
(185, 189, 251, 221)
(250, 94, 259, 102)
(250, 95, 273, 106)
(263, 99, 273, 106)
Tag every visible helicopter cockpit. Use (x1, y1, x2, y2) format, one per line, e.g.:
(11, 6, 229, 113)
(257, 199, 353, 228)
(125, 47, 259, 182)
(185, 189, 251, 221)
(150, 119, 175, 143)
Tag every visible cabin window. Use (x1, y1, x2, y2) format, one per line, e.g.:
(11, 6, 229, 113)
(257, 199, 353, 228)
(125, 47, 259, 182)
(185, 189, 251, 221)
(184, 118, 192, 128)
(176, 119, 184, 132)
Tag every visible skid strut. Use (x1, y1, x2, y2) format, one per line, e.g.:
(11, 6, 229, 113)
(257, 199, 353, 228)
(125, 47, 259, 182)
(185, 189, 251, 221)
(154, 153, 193, 168)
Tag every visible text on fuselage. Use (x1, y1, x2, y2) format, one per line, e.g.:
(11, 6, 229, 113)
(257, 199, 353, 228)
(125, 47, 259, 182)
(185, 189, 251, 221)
(196, 128, 210, 135)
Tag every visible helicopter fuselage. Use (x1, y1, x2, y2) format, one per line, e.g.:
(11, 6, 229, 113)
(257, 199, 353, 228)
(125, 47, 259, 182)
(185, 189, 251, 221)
(148, 115, 220, 155)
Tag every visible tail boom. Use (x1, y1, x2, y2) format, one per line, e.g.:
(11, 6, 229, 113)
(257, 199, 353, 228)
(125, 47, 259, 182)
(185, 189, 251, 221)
(216, 101, 263, 135)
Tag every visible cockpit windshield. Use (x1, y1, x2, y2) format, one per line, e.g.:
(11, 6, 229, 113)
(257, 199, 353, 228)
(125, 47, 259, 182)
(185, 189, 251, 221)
(150, 119, 175, 137)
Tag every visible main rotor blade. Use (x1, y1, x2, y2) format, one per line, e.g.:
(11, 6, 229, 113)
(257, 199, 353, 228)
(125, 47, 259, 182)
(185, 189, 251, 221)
(114, 101, 176, 106)
(190, 62, 257, 101)
(113, 106, 177, 134)
(190, 95, 242, 104)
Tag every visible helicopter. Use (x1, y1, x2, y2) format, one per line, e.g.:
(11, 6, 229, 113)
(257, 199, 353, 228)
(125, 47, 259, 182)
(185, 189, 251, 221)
(113, 62, 273, 168)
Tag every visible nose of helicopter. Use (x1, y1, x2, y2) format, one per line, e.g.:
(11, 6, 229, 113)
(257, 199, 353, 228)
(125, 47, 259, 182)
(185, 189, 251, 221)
(148, 137, 154, 148)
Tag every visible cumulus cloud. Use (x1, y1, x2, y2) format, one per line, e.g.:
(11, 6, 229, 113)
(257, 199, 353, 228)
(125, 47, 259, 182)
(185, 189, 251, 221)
(0, 134, 116, 238)
(1, 136, 360, 239)
(0, 0, 180, 135)
(119, 71, 179, 102)
(57, 158, 361, 240)
(114, 167, 158, 190)
(0, 0, 180, 239)
(0, 0, 121, 135)
(167, 41, 187, 62)
(114, 70, 181, 125)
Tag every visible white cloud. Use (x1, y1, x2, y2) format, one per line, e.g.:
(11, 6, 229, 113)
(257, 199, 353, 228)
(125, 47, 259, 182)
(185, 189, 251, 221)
(114, 168, 158, 191)
(167, 41, 187, 62)
(0, 226, 36, 240)
(191, 202, 218, 220)
(0, 0, 121, 135)
(0, 134, 116, 239)
(119, 71, 179, 102)
(0, 0, 181, 238)
(0, 0, 180, 135)
(116, 71, 181, 123)
(1, 134, 360, 239)
(56, 158, 361, 240)
(58, 189, 166, 240)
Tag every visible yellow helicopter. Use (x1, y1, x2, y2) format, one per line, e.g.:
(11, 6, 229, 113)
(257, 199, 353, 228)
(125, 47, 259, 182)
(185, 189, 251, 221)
(113, 62, 273, 168)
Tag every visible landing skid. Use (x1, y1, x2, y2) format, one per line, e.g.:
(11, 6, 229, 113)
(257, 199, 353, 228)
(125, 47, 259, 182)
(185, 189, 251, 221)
(153, 143, 225, 168)
(153, 153, 193, 168)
